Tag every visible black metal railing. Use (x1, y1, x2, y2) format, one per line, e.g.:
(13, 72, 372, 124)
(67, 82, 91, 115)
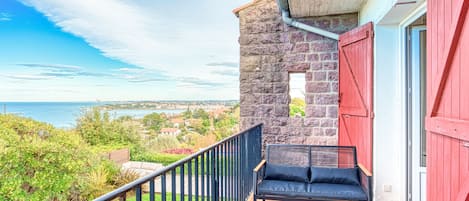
(94, 123, 262, 201)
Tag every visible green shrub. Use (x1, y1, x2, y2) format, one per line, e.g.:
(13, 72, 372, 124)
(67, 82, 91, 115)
(143, 113, 168, 132)
(131, 152, 187, 166)
(112, 169, 140, 187)
(289, 98, 306, 117)
(76, 108, 141, 147)
(147, 135, 180, 153)
(0, 115, 92, 201)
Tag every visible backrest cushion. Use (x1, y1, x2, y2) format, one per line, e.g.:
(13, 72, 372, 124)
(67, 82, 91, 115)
(310, 167, 360, 185)
(264, 163, 309, 183)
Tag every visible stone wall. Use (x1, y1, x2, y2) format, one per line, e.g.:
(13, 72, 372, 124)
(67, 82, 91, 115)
(237, 0, 357, 146)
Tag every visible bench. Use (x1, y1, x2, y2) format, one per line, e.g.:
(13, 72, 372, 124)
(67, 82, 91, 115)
(253, 144, 372, 201)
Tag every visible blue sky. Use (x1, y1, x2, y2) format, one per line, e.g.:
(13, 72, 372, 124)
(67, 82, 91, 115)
(0, 0, 248, 101)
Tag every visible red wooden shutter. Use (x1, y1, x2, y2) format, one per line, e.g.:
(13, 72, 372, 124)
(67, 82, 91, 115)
(338, 22, 374, 172)
(426, 0, 469, 200)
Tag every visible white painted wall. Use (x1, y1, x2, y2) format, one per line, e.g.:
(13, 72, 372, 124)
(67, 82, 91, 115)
(356, 0, 427, 201)
(371, 25, 406, 201)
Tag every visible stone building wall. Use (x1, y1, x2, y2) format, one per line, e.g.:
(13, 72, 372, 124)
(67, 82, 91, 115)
(237, 0, 358, 146)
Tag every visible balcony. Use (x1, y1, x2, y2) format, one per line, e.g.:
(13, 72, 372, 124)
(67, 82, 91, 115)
(94, 124, 263, 201)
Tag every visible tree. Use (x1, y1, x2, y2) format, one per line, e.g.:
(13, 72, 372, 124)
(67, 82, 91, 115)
(76, 108, 141, 146)
(192, 109, 209, 120)
(182, 109, 192, 119)
(142, 112, 168, 132)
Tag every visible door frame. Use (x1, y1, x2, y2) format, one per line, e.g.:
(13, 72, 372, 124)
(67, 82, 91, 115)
(406, 25, 427, 201)
(399, 3, 427, 201)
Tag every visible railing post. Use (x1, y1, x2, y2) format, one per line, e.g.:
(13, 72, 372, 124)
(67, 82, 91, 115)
(150, 179, 155, 201)
(211, 149, 218, 201)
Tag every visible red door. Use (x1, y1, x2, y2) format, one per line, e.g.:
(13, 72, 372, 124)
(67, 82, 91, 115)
(426, 0, 469, 200)
(338, 22, 374, 172)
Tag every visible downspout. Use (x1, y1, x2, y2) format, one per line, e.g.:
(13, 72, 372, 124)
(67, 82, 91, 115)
(276, 0, 339, 40)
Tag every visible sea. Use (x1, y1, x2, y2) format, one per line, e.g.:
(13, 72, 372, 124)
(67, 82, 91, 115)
(0, 102, 184, 128)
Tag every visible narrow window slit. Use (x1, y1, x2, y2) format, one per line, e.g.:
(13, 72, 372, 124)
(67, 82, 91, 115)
(289, 73, 306, 117)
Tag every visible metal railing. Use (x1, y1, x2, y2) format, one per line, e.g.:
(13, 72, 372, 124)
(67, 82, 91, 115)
(94, 123, 263, 201)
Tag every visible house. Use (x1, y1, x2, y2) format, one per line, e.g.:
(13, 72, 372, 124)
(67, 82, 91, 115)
(96, 0, 468, 200)
(234, 0, 468, 201)
(159, 128, 181, 136)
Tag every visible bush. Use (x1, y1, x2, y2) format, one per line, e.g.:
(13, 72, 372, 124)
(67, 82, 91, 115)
(289, 98, 306, 117)
(0, 115, 93, 201)
(131, 153, 187, 165)
(146, 135, 180, 153)
(76, 108, 141, 147)
(143, 113, 168, 132)
(112, 169, 140, 187)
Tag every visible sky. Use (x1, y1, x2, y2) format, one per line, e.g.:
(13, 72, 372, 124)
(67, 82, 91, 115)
(0, 0, 249, 101)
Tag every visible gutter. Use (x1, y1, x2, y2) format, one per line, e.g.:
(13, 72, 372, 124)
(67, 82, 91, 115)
(276, 0, 339, 40)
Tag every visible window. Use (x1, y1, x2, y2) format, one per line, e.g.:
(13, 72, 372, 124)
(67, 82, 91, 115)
(289, 73, 306, 117)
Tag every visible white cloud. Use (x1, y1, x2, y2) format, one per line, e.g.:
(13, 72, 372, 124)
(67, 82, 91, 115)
(18, 63, 82, 70)
(0, 12, 12, 21)
(19, 0, 246, 91)
(3, 74, 54, 80)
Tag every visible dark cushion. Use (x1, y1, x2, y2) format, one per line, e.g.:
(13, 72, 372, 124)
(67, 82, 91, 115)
(264, 163, 309, 182)
(310, 167, 360, 185)
(307, 183, 368, 200)
(257, 180, 309, 197)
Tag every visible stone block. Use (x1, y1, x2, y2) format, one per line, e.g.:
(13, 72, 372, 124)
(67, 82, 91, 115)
(283, 54, 305, 63)
(306, 82, 330, 93)
(290, 31, 305, 42)
(292, 43, 310, 53)
(315, 94, 338, 105)
(320, 53, 332, 61)
(311, 41, 337, 52)
(320, 119, 334, 127)
(325, 128, 337, 136)
(307, 53, 319, 62)
(274, 105, 289, 117)
(322, 62, 338, 70)
(313, 72, 327, 81)
(327, 106, 338, 118)
(273, 82, 288, 93)
(286, 63, 309, 72)
(240, 56, 261, 72)
(304, 118, 320, 127)
(328, 71, 338, 81)
(306, 106, 326, 117)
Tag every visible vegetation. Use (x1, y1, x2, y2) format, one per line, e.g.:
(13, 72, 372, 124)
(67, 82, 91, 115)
(77, 108, 141, 146)
(0, 115, 96, 200)
(290, 97, 306, 117)
(143, 112, 169, 132)
(0, 103, 240, 200)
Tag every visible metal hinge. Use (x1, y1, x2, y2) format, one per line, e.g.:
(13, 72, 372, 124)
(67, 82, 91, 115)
(370, 112, 375, 119)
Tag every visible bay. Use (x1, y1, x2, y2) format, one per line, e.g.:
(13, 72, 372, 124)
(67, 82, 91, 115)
(0, 102, 184, 128)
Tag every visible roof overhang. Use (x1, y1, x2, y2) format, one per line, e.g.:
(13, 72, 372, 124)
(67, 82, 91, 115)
(233, 0, 366, 17)
(288, 0, 366, 17)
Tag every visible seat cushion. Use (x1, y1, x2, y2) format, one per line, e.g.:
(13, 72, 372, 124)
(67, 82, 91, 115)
(310, 167, 360, 185)
(257, 180, 310, 197)
(307, 183, 368, 200)
(264, 163, 309, 182)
